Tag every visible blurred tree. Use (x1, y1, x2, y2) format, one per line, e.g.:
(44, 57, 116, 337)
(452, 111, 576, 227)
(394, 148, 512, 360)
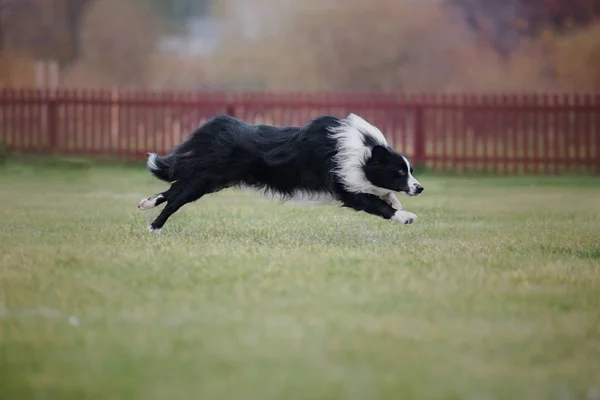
(0, 0, 94, 65)
(148, 0, 213, 30)
(446, 0, 600, 57)
(208, 0, 480, 91)
(62, 0, 95, 64)
(444, 0, 520, 58)
(543, 22, 600, 90)
(207, 0, 600, 92)
(525, 0, 600, 32)
(62, 0, 163, 87)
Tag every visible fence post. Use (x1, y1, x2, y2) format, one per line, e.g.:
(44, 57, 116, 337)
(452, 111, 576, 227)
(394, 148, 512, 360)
(226, 103, 235, 118)
(110, 87, 120, 151)
(596, 94, 600, 175)
(47, 90, 58, 152)
(225, 93, 236, 118)
(413, 104, 426, 167)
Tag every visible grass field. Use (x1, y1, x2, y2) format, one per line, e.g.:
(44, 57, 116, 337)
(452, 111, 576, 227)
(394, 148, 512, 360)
(1, 160, 600, 400)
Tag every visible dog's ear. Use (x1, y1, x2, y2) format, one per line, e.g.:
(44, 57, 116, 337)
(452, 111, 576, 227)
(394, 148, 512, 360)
(370, 145, 391, 162)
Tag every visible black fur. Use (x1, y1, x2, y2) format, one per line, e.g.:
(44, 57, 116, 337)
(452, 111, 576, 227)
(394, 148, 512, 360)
(363, 145, 414, 194)
(141, 114, 422, 231)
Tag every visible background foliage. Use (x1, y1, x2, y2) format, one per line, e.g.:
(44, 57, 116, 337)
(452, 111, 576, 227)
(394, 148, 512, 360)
(0, 0, 599, 91)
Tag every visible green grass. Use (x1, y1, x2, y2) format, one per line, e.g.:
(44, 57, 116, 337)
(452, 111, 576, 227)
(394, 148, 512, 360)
(1, 161, 600, 400)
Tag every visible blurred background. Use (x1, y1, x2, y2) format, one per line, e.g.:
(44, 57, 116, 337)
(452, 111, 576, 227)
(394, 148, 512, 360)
(1, 0, 599, 91)
(0, 0, 598, 175)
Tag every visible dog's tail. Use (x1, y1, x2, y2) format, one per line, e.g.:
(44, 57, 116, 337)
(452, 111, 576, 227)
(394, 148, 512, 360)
(147, 152, 175, 182)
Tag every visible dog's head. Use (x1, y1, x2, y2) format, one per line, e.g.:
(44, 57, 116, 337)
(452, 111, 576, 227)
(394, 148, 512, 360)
(363, 145, 424, 196)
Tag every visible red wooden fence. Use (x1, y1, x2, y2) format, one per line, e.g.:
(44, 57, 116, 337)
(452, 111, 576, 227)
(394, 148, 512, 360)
(1, 87, 599, 174)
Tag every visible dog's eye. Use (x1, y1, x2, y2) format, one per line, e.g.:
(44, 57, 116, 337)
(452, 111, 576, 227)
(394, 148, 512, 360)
(399, 170, 407, 176)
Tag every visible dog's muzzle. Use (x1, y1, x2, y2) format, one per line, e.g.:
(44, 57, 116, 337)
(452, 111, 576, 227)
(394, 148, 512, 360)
(407, 184, 424, 196)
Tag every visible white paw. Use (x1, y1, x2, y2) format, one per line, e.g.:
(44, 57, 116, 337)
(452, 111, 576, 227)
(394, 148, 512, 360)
(391, 211, 417, 225)
(148, 225, 161, 234)
(138, 194, 163, 210)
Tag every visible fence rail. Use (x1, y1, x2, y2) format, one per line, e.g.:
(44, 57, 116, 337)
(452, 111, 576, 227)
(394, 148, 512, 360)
(1, 87, 599, 174)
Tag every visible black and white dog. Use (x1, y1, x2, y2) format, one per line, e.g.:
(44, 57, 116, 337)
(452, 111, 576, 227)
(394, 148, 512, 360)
(138, 113, 423, 232)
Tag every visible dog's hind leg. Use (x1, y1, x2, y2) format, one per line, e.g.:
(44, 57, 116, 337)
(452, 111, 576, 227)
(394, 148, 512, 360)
(138, 192, 168, 210)
(138, 181, 184, 211)
(148, 182, 213, 232)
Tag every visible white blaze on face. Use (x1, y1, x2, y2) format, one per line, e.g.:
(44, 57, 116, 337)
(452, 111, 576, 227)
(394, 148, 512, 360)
(402, 155, 422, 195)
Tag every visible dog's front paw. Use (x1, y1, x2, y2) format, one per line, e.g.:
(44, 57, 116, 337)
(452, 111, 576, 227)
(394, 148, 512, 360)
(391, 211, 417, 225)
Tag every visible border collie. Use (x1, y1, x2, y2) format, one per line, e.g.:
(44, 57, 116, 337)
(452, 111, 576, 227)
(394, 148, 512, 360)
(138, 113, 424, 232)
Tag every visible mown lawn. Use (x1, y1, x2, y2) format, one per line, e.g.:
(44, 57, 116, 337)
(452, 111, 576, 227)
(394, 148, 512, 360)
(1, 160, 599, 400)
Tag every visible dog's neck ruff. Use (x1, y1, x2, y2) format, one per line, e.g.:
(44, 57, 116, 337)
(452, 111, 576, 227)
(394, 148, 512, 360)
(328, 113, 391, 196)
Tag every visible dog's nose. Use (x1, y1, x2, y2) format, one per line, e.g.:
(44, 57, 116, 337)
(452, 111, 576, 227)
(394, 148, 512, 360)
(415, 185, 424, 194)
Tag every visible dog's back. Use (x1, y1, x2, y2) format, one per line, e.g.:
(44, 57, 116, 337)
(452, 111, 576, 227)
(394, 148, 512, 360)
(147, 115, 341, 195)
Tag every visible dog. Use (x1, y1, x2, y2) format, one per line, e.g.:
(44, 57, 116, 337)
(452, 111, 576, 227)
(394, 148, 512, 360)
(138, 113, 424, 232)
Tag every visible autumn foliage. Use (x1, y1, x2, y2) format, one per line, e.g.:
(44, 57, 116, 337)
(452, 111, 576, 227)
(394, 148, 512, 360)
(0, 0, 599, 91)
(206, 0, 600, 92)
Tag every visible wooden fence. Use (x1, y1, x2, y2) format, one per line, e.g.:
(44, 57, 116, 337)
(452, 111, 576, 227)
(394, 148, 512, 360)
(1, 88, 599, 174)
